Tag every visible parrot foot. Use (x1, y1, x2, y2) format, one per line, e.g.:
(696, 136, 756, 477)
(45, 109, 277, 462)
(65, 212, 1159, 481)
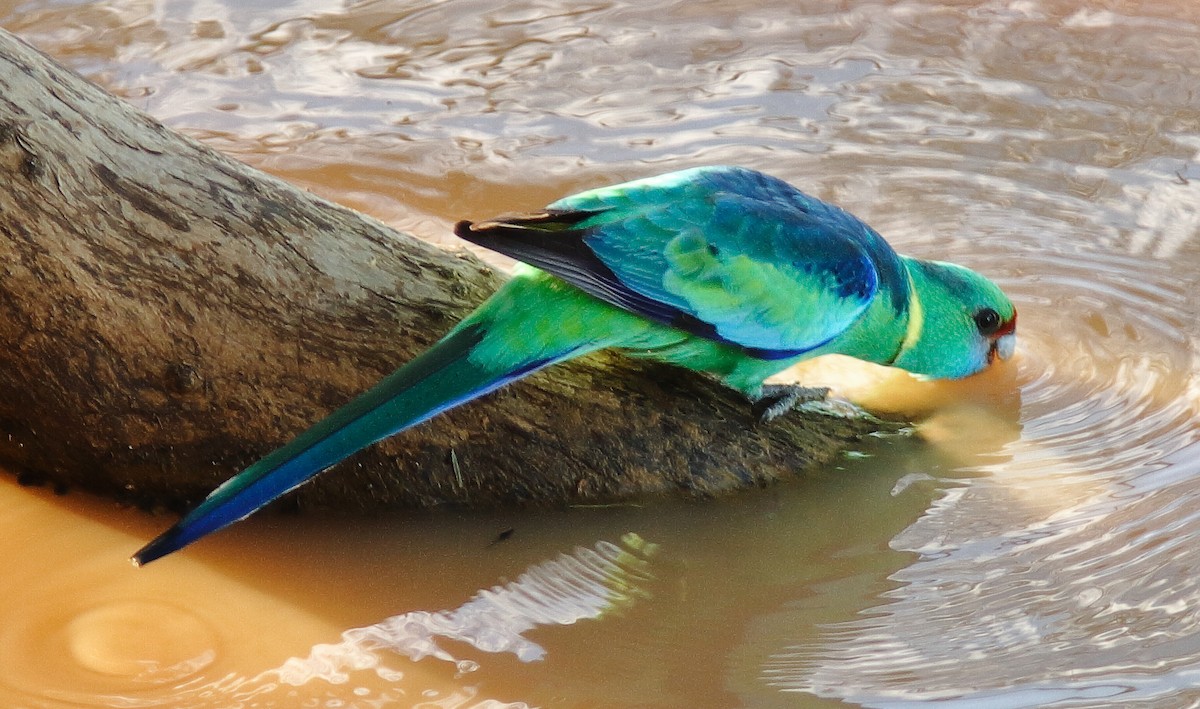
(751, 384, 830, 423)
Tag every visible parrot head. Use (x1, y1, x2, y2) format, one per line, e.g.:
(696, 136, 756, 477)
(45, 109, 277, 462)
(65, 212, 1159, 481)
(892, 258, 1017, 379)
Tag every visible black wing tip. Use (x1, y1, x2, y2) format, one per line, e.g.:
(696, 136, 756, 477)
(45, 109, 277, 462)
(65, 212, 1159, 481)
(130, 525, 187, 567)
(453, 219, 476, 239)
(454, 210, 603, 240)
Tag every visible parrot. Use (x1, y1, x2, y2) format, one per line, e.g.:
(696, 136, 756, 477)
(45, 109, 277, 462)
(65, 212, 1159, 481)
(132, 165, 1016, 565)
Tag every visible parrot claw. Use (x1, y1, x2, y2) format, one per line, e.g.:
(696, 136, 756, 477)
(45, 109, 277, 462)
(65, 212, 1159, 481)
(751, 384, 830, 423)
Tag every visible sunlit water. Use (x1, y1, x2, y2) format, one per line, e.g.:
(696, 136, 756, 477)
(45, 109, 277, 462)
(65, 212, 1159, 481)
(2, 0, 1199, 706)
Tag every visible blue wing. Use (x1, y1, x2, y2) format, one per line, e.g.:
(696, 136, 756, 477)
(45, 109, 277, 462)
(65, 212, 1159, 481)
(457, 166, 902, 359)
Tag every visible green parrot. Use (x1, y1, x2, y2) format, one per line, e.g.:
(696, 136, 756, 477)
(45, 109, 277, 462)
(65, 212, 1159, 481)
(133, 166, 1016, 565)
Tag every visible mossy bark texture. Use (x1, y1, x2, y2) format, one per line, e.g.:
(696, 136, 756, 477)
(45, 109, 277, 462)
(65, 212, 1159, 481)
(0, 29, 882, 515)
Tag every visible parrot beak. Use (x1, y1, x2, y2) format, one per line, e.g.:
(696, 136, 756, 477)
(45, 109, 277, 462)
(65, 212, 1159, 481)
(987, 311, 1017, 364)
(993, 332, 1016, 361)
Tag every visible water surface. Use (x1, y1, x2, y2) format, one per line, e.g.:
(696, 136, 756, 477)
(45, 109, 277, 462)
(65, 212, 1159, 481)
(2, 0, 1199, 706)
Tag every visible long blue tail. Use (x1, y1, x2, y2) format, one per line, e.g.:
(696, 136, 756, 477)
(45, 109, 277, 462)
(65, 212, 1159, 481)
(132, 320, 564, 566)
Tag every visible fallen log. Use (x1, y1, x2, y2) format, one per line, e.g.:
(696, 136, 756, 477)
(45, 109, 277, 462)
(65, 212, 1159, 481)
(0, 28, 885, 515)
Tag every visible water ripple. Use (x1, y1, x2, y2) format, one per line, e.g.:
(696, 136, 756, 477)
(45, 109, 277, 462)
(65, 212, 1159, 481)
(6, 0, 1200, 706)
(277, 532, 656, 683)
(764, 179, 1200, 705)
(0, 532, 655, 708)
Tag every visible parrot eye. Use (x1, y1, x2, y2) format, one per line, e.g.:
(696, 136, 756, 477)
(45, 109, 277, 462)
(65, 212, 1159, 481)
(973, 307, 1002, 335)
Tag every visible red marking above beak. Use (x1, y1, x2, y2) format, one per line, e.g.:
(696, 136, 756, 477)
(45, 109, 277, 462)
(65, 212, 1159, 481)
(995, 308, 1017, 338)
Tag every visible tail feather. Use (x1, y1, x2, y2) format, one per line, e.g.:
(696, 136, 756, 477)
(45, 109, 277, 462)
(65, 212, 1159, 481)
(132, 321, 569, 566)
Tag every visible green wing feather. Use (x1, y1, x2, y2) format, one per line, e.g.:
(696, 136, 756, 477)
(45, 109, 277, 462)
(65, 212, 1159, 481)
(459, 166, 883, 358)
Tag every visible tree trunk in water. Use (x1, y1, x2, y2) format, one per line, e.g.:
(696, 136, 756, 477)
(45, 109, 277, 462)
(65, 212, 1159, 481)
(0, 29, 889, 515)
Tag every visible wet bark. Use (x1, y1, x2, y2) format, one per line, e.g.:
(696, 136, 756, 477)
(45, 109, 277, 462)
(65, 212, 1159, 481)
(0, 29, 889, 515)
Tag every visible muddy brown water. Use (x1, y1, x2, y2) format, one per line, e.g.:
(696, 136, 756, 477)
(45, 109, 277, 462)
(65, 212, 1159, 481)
(2, 1, 1199, 706)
